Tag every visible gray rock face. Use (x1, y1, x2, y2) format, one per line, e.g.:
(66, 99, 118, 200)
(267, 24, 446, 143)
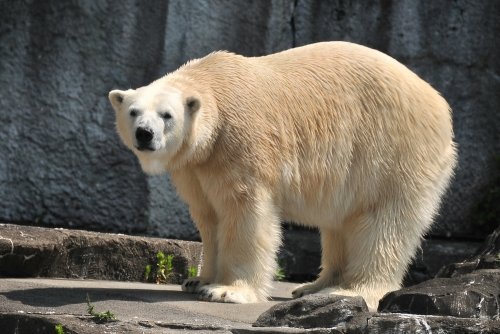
(253, 294, 368, 329)
(0, 223, 201, 283)
(379, 270, 500, 319)
(0, 1, 498, 240)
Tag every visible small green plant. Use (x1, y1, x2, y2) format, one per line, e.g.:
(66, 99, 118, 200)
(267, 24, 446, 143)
(54, 324, 65, 334)
(275, 263, 286, 281)
(86, 294, 116, 323)
(144, 264, 152, 281)
(187, 265, 198, 278)
(155, 251, 175, 284)
(143, 251, 176, 283)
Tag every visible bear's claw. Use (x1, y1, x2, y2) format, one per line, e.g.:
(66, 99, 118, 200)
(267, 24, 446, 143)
(182, 277, 210, 293)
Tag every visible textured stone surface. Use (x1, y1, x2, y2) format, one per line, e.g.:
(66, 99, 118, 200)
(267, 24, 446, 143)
(254, 292, 500, 333)
(0, 278, 298, 334)
(365, 314, 500, 334)
(437, 226, 500, 278)
(405, 238, 481, 285)
(0, 1, 498, 239)
(0, 313, 148, 334)
(379, 270, 500, 318)
(0, 223, 201, 283)
(253, 294, 368, 329)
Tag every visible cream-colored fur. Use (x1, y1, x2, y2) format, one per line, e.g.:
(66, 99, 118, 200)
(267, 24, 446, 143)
(108, 42, 457, 311)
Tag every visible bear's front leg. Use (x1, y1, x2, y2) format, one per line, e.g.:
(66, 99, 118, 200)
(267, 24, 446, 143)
(176, 175, 218, 294)
(181, 214, 216, 293)
(198, 188, 281, 303)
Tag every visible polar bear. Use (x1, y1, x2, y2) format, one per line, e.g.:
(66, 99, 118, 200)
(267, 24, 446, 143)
(108, 42, 456, 311)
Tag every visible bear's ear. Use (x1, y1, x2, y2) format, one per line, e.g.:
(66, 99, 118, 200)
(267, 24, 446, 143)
(186, 96, 201, 114)
(108, 90, 126, 111)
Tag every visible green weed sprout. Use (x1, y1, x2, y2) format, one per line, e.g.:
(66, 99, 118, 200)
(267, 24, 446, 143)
(54, 324, 65, 334)
(275, 263, 286, 281)
(187, 265, 198, 278)
(86, 294, 116, 323)
(144, 264, 152, 282)
(156, 251, 175, 284)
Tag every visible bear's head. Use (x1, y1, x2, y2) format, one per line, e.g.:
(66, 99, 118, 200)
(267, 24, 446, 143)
(108, 80, 215, 174)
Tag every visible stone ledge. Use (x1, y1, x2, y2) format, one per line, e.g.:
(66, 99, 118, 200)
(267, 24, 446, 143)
(0, 278, 298, 334)
(0, 223, 202, 283)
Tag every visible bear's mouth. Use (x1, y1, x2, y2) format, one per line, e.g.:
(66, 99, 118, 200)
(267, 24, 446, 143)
(136, 144, 155, 152)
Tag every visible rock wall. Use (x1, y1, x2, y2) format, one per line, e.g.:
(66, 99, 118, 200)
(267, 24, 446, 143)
(0, 0, 498, 240)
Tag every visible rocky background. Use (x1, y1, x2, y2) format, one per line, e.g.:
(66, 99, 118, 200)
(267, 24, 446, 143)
(0, 1, 498, 255)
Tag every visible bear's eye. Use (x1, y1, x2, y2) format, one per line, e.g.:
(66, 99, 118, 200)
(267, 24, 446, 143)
(160, 112, 172, 120)
(129, 109, 139, 117)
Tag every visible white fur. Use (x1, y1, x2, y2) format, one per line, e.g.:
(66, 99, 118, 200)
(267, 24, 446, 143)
(109, 42, 457, 311)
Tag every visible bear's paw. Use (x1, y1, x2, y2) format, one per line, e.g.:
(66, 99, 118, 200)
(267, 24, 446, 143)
(291, 282, 325, 298)
(198, 284, 261, 303)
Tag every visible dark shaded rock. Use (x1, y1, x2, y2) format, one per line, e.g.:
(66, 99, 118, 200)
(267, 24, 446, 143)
(253, 294, 368, 329)
(366, 313, 500, 334)
(405, 239, 481, 286)
(278, 226, 321, 283)
(0, 223, 201, 283)
(437, 226, 500, 278)
(379, 270, 500, 319)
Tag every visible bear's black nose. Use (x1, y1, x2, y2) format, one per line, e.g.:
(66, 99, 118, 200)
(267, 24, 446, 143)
(135, 127, 153, 144)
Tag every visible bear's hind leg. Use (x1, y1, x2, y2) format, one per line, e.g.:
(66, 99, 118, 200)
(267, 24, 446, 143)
(318, 207, 429, 311)
(292, 227, 345, 298)
(198, 188, 281, 303)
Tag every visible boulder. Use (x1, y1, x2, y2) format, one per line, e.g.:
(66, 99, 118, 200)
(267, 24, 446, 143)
(253, 294, 368, 329)
(379, 270, 500, 319)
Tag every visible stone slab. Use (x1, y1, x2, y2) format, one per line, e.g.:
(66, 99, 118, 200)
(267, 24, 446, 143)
(0, 224, 201, 283)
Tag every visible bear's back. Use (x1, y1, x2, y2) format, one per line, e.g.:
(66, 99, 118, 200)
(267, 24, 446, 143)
(174, 42, 455, 213)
